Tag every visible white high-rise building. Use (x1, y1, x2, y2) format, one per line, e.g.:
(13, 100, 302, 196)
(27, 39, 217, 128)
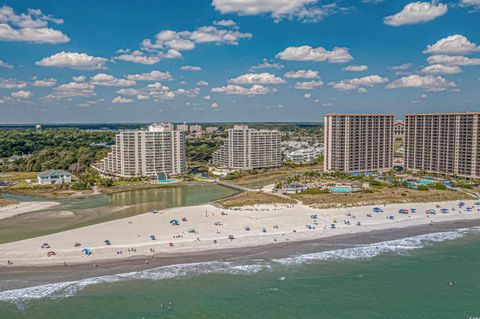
(96, 123, 186, 179)
(212, 125, 281, 170)
(324, 114, 394, 173)
(405, 112, 480, 179)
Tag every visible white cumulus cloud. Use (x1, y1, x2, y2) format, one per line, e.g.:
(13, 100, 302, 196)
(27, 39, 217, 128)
(0, 59, 12, 68)
(330, 75, 388, 92)
(0, 77, 27, 89)
(427, 55, 480, 66)
(46, 82, 96, 99)
(384, 1, 448, 26)
(284, 69, 319, 78)
(423, 34, 480, 55)
(276, 45, 353, 63)
(112, 96, 134, 104)
(36, 51, 108, 70)
(421, 64, 462, 74)
(294, 80, 324, 90)
(126, 70, 172, 81)
(10, 90, 32, 99)
(387, 74, 456, 91)
(0, 5, 69, 43)
(343, 65, 368, 72)
(228, 72, 286, 84)
(180, 65, 202, 71)
(212, 0, 340, 23)
(32, 78, 57, 87)
(211, 84, 276, 95)
(90, 74, 135, 87)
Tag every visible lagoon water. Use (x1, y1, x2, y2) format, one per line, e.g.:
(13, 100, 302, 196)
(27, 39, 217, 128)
(0, 184, 237, 243)
(1, 226, 480, 318)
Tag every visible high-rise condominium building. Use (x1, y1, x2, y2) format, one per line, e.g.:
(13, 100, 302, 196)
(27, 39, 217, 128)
(394, 120, 405, 139)
(96, 123, 186, 179)
(211, 125, 281, 170)
(404, 112, 480, 179)
(324, 114, 394, 172)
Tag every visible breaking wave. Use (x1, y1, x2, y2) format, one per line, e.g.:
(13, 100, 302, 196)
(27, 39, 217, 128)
(1, 226, 479, 307)
(0, 261, 270, 307)
(273, 226, 480, 265)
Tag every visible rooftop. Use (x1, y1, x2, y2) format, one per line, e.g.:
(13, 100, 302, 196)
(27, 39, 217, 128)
(38, 169, 72, 178)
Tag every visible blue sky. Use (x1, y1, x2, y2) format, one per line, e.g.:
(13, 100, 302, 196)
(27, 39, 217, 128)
(0, 0, 479, 123)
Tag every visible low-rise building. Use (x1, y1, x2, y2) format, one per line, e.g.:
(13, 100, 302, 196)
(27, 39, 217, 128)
(189, 125, 202, 133)
(176, 123, 189, 132)
(205, 126, 218, 134)
(37, 169, 72, 185)
(286, 147, 323, 164)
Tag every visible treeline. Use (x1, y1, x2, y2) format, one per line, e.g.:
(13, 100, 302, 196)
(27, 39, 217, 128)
(187, 138, 222, 162)
(0, 129, 114, 173)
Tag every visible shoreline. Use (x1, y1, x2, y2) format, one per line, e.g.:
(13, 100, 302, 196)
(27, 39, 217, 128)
(2, 200, 480, 268)
(1, 180, 215, 200)
(1, 217, 480, 291)
(0, 201, 60, 220)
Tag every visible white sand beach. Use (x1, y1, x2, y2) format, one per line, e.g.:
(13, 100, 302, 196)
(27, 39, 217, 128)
(0, 201, 60, 220)
(1, 199, 479, 267)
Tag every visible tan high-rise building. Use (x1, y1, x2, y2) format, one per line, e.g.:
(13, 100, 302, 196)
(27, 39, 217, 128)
(404, 112, 480, 179)
(212, 125, 281, 170)
(324, 114, 394, 172)
(96, 123, 186, 179)
(394, 120, 405, 139)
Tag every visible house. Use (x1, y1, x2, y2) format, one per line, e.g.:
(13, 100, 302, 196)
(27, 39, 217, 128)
(281, 182, 308, 194)
(37, 170, 72, 185)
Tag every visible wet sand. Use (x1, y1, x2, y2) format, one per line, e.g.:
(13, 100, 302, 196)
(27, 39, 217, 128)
(1, 213, 480, 291)
(0, 201, 60, 220)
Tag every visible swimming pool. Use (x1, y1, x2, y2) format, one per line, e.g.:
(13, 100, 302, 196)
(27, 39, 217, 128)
(418, 179, 434, 185)
(329, 187, 354, 193)
(159, 179, 177, 183)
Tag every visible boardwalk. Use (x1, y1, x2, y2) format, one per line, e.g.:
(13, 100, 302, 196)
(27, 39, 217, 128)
(215, 180, 253, 192)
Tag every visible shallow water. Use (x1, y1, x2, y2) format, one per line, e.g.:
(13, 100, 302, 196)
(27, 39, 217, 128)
(0, 184, 237, 243)
(1, 226, 480, 318)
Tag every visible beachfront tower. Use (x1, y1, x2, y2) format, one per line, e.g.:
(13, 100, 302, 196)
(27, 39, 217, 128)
(404, 112, 480, 179)
(324, 114, 394, 173)
(95, 123, 186, 179)
(211, 125, 281, 170)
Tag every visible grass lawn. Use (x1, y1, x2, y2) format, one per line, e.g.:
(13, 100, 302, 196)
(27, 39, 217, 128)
(216, 191, 296, 208)
(291, 187, 474, 209)
(0, 172, 38, 181)
(225, 163, 324, 188)
(3, 186, 94, 199)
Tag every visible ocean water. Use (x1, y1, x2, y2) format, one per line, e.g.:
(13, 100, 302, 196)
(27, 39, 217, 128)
(1, 227, 480, 318)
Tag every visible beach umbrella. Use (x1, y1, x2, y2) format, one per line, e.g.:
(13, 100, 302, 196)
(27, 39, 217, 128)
(82, 248, 92, 255)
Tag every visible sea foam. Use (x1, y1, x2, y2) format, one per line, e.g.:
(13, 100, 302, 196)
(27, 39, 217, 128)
(0, 261, 270, 307)
(1, 226, 479, 306)
(273, 226, 480, 265)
